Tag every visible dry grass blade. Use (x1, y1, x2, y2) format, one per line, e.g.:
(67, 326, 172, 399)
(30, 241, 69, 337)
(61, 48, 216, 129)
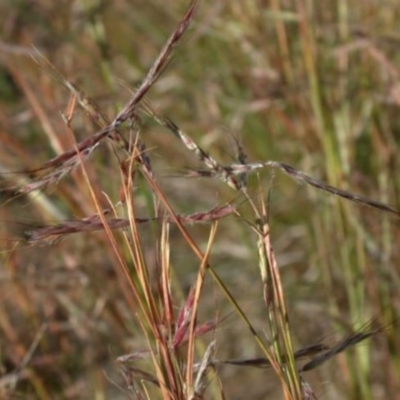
(143, 100, 399, 216)
(115, 0, 200, 124)
(215, 343, 329, 369)
(255, 188, 302, 399)
(213, 322, 383, 373)
(19, 145, 98, 194)
(270, 162, 400, 216)
(185, 222, 218, 395)
(13, 0, 200, 195)
(25, 204, 234, 243)
(191, 159, 399, 216)
(8, 124, 113, 196)
(225, 160, 399, 215)
(142, 103, 242, 190)
(300, 325, 383, 373)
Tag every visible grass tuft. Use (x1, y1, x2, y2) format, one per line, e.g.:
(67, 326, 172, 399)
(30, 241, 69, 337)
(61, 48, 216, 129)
(1, 1, 400, 399)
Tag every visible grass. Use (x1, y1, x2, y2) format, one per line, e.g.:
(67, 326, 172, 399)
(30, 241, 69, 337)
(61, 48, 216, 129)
(1, 0, 400, 399)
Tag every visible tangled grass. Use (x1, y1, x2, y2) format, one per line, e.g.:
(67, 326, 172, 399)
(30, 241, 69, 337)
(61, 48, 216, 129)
(1, 1, 400, 399)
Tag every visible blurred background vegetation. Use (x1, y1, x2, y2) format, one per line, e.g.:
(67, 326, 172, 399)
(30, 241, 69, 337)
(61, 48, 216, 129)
(1, 0, 400, 398)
